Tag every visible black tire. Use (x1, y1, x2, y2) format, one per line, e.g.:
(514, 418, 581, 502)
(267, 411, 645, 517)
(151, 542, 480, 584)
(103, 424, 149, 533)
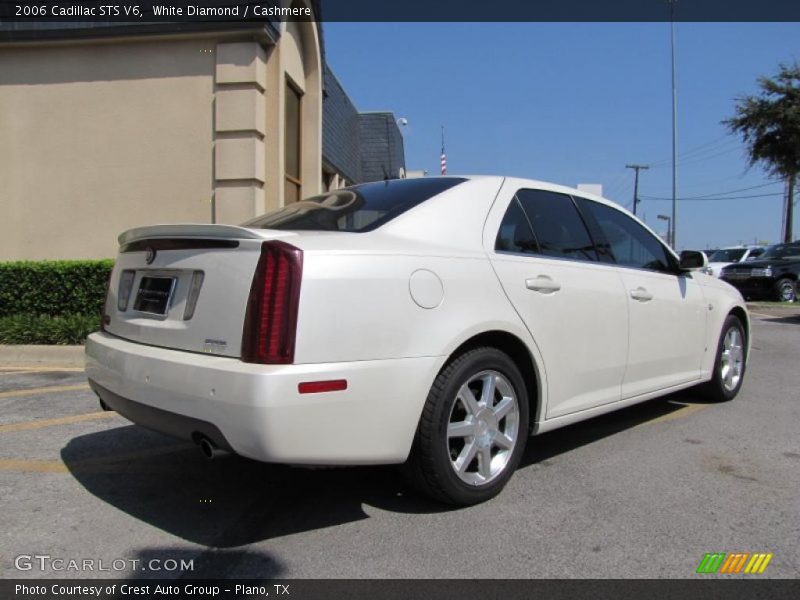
(774, 277, 797, 303)
(702, 315, 747, 403)
(403, 347, 529, 505)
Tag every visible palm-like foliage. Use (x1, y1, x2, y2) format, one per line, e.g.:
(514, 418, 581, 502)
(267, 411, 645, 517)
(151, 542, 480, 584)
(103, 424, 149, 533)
(724, 63, 800, 242)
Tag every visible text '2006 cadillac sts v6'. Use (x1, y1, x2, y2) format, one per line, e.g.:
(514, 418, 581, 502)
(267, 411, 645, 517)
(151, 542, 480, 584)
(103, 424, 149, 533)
(86, 176, 750, 505)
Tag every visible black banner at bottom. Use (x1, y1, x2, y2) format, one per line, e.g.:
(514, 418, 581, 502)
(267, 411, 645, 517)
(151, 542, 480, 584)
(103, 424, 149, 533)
(2, 579, 800, 600)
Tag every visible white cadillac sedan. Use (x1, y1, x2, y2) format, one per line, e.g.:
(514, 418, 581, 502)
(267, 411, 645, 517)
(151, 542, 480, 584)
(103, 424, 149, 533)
(86, 177, 749, 505)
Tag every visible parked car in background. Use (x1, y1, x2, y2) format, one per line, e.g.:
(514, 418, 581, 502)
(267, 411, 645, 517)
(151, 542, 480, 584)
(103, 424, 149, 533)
(86, 176, 751, 505)
(720, 241, 800, 302)
(702, 245, 766, 277)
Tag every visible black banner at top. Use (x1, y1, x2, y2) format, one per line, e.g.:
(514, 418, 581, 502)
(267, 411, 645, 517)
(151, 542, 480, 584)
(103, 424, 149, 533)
(0, 0, 799, 24)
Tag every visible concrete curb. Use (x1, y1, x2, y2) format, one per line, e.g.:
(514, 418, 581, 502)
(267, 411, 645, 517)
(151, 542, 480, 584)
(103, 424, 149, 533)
(0, 345, 85, 368)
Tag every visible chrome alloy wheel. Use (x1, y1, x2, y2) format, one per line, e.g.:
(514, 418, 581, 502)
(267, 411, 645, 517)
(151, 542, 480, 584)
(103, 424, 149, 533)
(720, 327, 744, 392)
(778, 280, 796, 302)
(446, 370, 520, 486)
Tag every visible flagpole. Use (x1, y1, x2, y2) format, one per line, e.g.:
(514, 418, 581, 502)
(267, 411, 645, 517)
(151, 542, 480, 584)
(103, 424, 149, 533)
(440, 125, 447, 175)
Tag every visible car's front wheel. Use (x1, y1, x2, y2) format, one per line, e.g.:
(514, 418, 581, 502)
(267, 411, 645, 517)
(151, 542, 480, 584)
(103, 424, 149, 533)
(403, 347, 529, 505)
(703, 315, 747, 402)
(774, 277, 797, 302)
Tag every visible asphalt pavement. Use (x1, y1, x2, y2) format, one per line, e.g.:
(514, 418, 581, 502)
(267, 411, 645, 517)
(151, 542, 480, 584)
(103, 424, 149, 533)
(1, 312, 798, 579)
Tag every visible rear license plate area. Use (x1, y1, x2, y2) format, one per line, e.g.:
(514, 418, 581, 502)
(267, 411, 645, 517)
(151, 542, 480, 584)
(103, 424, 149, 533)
(134, 276, 177, 316)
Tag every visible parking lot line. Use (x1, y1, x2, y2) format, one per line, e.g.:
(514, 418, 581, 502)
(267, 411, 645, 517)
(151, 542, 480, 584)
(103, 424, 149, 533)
(0, 411, 118, 434)
(643, 403, 709, 426)
(0, 459, 68, 473)
(0, 383, 90, 399)
(0, 367, 85, 373)
(0, 443, 193, 474)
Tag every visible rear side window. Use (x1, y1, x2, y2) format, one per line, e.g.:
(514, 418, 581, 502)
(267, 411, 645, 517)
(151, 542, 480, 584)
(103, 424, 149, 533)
(577, 198, 674, 272)
(495, 197, 538, 254)
(514, 189, 598, 262)
(242, 177, 466, 233)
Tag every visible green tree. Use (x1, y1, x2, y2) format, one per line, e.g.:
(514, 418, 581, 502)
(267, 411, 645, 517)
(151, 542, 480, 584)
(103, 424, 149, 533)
(724, 63, 800, 242)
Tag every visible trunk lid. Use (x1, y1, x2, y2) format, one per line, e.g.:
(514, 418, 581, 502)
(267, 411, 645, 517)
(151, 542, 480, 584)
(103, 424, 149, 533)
(104, 224, 295, 358)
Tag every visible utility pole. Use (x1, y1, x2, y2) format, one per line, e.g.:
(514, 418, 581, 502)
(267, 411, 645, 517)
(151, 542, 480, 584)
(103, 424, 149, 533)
(625, 164, 649, 216)
(668, 0, 679, 248)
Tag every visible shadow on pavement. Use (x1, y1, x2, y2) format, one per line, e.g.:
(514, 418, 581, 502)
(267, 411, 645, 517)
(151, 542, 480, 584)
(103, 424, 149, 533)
(761, 315, 800, 325)
(62, 392, 711, 549)
(520, 391, 709, 467)
(61, 424, 447, 549)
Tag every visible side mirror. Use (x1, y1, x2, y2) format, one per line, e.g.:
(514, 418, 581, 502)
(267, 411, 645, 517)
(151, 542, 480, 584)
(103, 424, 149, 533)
(679, 250, 708, 271)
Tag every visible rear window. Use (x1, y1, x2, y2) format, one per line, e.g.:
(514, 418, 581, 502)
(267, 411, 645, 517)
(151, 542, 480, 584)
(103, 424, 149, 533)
(243, 178, 467, 233)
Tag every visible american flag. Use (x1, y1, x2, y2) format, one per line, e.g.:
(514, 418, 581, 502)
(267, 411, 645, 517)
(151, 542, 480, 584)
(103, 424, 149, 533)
(440, 129, 447, 175)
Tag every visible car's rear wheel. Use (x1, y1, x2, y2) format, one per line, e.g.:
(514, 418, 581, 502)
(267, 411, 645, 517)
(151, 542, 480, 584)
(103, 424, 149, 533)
(774, 277, 797, 302)
(703, 315, 746, 402)
(403, 347, 529, 505)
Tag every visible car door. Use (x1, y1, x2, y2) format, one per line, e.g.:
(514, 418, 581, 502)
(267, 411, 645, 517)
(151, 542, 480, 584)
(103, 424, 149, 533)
(486, 184, 629, 419)
(575, 198, 707, 398)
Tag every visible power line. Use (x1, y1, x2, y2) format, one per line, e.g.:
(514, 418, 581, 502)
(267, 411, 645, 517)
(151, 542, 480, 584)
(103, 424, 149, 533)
(678, 173, 749, 189)
(649, 144, 741, 169)
(647, 134, 733, 167)
(640, 192, 784, 201)
(653, 181, 781, 200)
(605, 181, 633, 203)
(604, 176, 634, 200)
(603, 171, 629, 196)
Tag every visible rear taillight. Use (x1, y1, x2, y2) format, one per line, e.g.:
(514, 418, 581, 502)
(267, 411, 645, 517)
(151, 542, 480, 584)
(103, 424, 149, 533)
(100, 272, 112, 332)
(241, 241, 303, 364)
(117, 270, 136, 312)
(183, 270, 205, 320)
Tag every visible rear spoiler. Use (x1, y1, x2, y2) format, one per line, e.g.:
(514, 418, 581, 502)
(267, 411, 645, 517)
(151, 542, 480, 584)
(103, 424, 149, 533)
(118, 224, 283, 245)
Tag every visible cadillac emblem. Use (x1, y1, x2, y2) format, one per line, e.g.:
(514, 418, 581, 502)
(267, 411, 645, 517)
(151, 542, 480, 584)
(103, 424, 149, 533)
(145, 247, 157, 264)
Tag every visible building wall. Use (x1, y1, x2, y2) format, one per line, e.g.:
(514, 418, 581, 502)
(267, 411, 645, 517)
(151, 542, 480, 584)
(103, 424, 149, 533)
(322, 64, 362, 185)
(0, 9, 397, 261)
(263, 17, 323, 212)
(213, 41, 268, 224)
(0, 39, 216, 260)
(358, 112, 406, 182)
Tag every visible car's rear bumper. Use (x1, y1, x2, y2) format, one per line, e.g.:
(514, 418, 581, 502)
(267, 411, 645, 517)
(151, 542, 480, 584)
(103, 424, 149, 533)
(85, 332, 443, 465)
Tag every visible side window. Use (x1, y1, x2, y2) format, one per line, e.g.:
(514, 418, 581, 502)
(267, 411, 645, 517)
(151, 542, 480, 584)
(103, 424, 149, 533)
(578, 199, 674, 272)
(515, 189, 598, 262)
(495, 197, 538, 254)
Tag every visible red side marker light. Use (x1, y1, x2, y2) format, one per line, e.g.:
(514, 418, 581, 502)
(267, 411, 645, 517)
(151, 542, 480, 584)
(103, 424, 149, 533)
(298, 380, 348, 394)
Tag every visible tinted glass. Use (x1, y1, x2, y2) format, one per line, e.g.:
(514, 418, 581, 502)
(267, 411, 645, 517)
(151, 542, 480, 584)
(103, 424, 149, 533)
(515, 189, 598, 261)
(495, 198, 538, 254)
(709, 248, 747, 262)
(760, 243, 800, 260)
(579, 199, 674, 272)
(284, 180, 300, 205)
(243, 178, 467, 233)
(285, 83, 301, 180)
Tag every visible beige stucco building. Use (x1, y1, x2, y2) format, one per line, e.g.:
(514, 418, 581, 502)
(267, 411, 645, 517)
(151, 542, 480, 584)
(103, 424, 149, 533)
(0, 6, 405, 260)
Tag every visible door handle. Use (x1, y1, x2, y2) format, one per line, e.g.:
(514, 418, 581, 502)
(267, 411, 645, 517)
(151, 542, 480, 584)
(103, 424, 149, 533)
(630, 287, 653, 302)
(526, 276, 561, 294)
